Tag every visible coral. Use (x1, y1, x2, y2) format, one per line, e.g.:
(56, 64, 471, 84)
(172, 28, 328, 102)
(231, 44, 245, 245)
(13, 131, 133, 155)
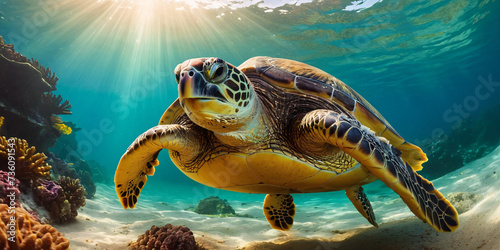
(29, 58, 59, 88)
(130, 224, 197, 250)
(0, 36, 28, 63)
(0, 171, 20, 206)
(57, 176, 86, 211)
(0, 116, 4, 133)
(73, 159, 96, 199)
(193, 196, 235, 216)
(46, 153, 78, 180)
(41, 93, 72, 115)
(45, 154, 96, 199)
(0, 137, 51, 188)
(34, 179, 62, 202)
(447, 192, 482, 214)
(1, 36, 59, 88)
(36, 176, 86, 223)
(0, 204, 70, 249)
(52, 123, 72, 136)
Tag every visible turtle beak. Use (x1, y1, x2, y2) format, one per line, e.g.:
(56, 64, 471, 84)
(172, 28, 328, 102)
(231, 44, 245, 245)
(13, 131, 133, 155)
(177, 60, 228, 105)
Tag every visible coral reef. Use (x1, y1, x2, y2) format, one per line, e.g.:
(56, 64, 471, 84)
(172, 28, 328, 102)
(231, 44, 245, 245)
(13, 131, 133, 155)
(0, 35, 72, 153)
(420, 105, 500, 179)
(130, 224, 198, 250)
(0, 171, 20, 206)
(447, 192, 482, 214)
(193, 196, 236, 216)
(46, 153, 78, 180)
(45, 154, 96, 199)
(0, 204, 70, 249)
(34, 176, 86, 223)
(0, 137, 51, 189)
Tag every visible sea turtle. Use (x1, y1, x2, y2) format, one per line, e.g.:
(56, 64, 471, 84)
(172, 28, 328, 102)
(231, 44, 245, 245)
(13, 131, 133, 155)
(115, 57, 459, 232)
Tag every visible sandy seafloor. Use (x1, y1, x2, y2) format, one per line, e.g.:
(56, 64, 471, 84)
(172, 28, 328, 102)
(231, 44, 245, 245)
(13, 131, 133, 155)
(56, 144, 500, 250)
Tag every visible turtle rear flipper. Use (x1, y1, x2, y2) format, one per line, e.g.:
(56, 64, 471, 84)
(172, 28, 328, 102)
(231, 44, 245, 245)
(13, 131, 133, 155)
(263, 194, 296, 231)
(346, 186, 378, 228)
(115, 124, 199, 209)
(299, 110, 459, 232)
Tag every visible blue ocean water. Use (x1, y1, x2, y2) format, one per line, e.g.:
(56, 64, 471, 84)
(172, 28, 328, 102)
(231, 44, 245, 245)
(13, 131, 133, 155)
(1, 0, 499, 210)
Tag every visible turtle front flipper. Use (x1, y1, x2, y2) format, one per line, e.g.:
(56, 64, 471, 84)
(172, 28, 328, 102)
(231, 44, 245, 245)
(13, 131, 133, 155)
(263, 194, 296, 231)
(115, 125, 199, 209)
(298, 110, 459, 232)
(346, 186, 378, 228)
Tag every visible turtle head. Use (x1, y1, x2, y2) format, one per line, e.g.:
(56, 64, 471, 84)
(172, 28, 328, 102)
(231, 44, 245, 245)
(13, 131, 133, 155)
(175, 57, 258, 132)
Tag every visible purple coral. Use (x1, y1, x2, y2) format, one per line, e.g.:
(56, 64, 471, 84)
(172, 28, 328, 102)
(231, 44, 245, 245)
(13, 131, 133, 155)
(0, 170, 20, 206)
(35, 179, 62, 201)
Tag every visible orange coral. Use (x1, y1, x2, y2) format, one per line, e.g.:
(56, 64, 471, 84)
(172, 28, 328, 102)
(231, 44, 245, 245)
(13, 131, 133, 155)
(0, 204, 70, 249)
(0, 137, 51, 186)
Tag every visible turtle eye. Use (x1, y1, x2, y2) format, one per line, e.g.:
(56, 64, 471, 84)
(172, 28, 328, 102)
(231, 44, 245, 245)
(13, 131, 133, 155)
(174, 63, 182, 84)
(207, 62, 228, 83)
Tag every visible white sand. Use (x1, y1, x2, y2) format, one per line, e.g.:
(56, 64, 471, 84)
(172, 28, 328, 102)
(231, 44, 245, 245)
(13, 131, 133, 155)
(56, 145, 500, 249)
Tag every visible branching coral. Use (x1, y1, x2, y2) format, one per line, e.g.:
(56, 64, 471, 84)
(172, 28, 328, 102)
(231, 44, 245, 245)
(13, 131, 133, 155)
(130, 224, 198, 250)
(0, 137, 51, 188)
(41, 93, 72, 115)
(29, 58, 59, 88)
(0, 171, 20, 206)
(0, 36, 28, 62)
(57, 176, 86, 218)
(0, 204, 70, 249)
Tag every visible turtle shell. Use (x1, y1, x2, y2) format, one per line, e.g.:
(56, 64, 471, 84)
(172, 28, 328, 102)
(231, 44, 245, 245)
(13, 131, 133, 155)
(238, 56, 427, 170)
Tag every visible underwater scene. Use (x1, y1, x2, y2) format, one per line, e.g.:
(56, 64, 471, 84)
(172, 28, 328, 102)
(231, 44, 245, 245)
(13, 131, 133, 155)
(1, 0, 499, 249)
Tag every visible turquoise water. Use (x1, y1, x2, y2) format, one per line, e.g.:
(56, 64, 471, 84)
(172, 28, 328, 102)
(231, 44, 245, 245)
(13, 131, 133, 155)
(1, 0, 500, 208)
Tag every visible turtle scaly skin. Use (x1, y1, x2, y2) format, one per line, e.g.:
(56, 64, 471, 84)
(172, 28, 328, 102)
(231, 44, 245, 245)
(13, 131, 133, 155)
(115, 57, 459, 232)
